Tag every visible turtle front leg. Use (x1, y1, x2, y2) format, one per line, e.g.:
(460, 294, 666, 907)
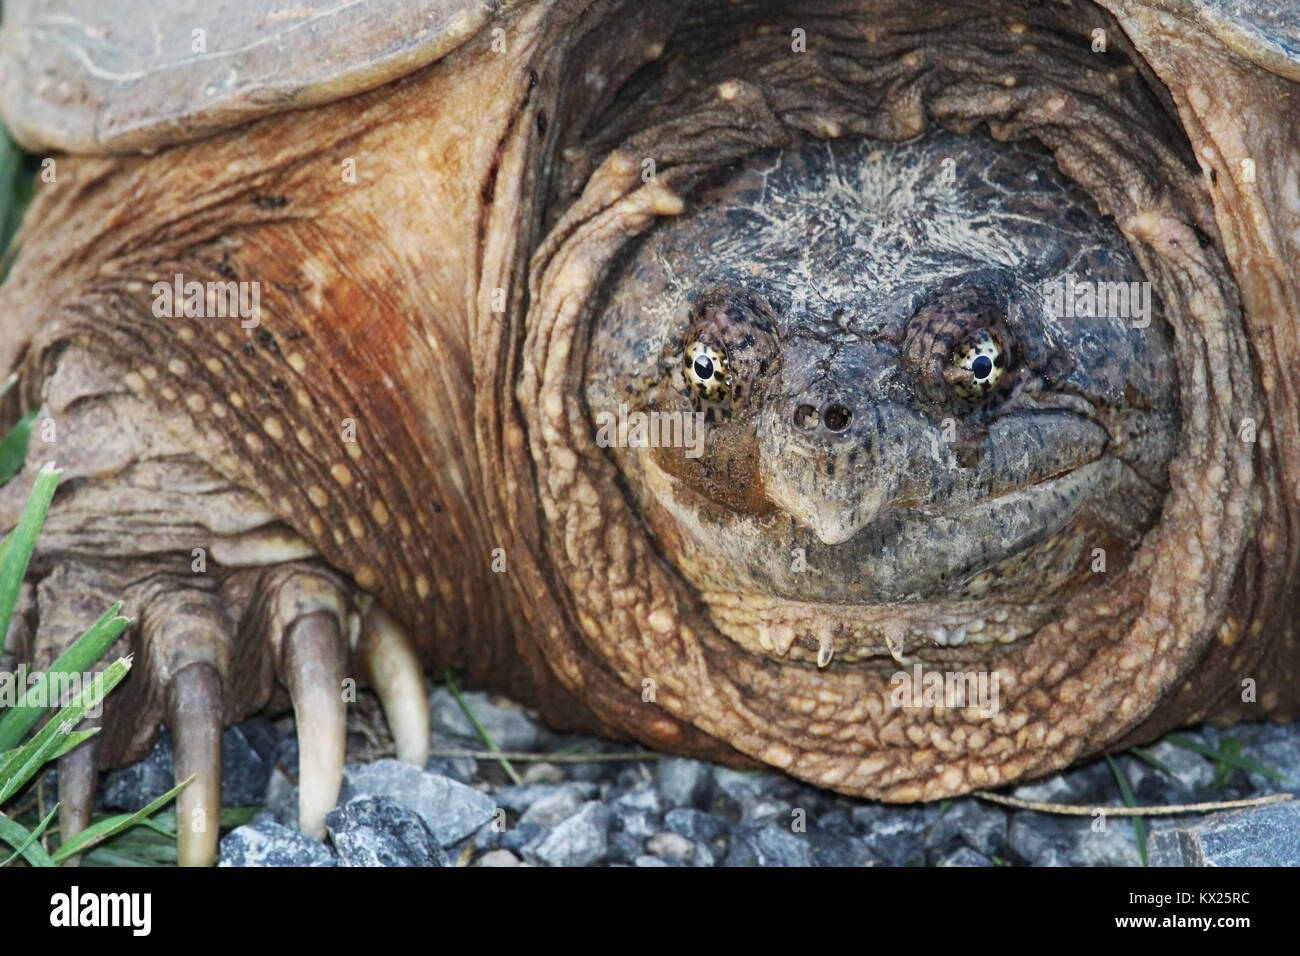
(0, 25, 547, 863)
(0, 375, 431, 865)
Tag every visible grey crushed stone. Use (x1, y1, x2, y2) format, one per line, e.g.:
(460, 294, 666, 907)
(501, 821, 543, 852)
(326, 795, 449, 867)
(429, 686, 547, 752)
(654, 757, 712, 808)
(645, 831, 694, 860)
(518, 782, 589, 827)
(663, 807, 728, 843)
(1147, 801, 1300, 866)
(218, 821, 336, 867)
(101, 720, 277, 812)
(475, 849, 523, 867)
(338, 758, 495, 846)
(938, 847, 996, 867)
(523, 801, 608, 866)
(105, 688, 1299, 866)
(923, 799, 1009, 862)
(607, 831, 644, 864)
(725, 823, 811, 866)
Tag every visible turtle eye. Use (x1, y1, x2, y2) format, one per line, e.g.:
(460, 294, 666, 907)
(945, 328, 1008, 401)
(685, 338, 731, 401)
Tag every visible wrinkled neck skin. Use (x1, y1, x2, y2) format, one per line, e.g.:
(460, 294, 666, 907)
(2, 0, 1296, 796)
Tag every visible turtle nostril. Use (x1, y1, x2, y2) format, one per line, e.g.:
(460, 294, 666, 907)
(794, 404, 820, 430)
(823, 403, 853, 432)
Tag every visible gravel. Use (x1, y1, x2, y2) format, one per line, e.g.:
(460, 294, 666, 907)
(937, 847, 996, 867)
(500, 821, 543, 853)
(429, 686, 548, 752)
(218, 821, 336, 867)
(518, 783, 589, 828)
(338, 758, 495, 846)
(663, 807, 728, 843)
(725, 823, 811, 866)
(522, 801, 608, 866)
(607, 831, 643, 864)
(326, 796, 449, 867)
(101, 719, 277, 812)
(104, 687, 1300, 867)
(654, 758, 712, 809)
(1147, 802, 1300, 866)
(923, 800, 1008, 862)
(475, 849, 523, 867)
(645, 831, 695, 860)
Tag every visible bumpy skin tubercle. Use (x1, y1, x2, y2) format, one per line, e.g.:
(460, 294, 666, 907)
(0, 0, 1297, 863)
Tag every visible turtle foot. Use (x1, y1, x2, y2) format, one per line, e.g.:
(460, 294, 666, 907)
(0, 343, 433, 864)
(2, 523, 429, 866)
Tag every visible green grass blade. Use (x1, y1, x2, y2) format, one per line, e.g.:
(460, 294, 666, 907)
(46, 728, 101, 761)
(79, 847, 156, 867)
(1166, 733, 1289, 782)
(0, 654, 130, 804)
(0, 408, 36, 485)
(0, 460, 58, 641)
(1129, 746, 1178, 778)
(0, 602, 129, 751)
(1, 728, 106, 767)
(0, 124, 36, 267)
(138, 805, 258, 838)
(0, 810, 55, 867)
(1106, 755, 1148, 867)
(0, 125, 19, 259)
(52, 775, 191, 863)
(0, 800, 58, 867)
(444, 670, 521, 785)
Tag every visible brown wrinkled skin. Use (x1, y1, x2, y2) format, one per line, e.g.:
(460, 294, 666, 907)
(0, 0, 1297, 804)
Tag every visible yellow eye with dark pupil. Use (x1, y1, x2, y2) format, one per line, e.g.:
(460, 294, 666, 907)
(949, 328, 1007, 401)
(685, 339, 731, 401)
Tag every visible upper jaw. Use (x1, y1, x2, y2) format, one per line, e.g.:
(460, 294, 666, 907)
(755, 377, 1115, 548)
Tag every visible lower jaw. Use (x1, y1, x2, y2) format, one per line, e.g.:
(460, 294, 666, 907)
(699, 589, 1060, 666)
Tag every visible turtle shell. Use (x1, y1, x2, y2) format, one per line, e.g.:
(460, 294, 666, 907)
(0, 0, 527, 153)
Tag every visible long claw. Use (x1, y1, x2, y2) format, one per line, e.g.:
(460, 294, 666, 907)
(281, 610, 346, 841)
(56, 732, 99, 866)
(166, 662, 223, 867)
(357, 603, 429, 766)
(817, 630, 835, 669)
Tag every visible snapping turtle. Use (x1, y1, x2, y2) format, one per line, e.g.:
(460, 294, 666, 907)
(0, 0, 1297, 866)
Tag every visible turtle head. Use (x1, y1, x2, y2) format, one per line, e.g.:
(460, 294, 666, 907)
(526, 0, 1283, 800)
(587, 131, 1179, 658)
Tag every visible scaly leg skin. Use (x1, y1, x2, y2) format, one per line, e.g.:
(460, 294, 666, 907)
(0, 24, 631, 864)
(0, 29, 557, 866)
(0, 345, 431, 867)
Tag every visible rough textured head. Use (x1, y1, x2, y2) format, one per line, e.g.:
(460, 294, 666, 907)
(587, 132, 1180, 660)
(0, 0, 1298, 866)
